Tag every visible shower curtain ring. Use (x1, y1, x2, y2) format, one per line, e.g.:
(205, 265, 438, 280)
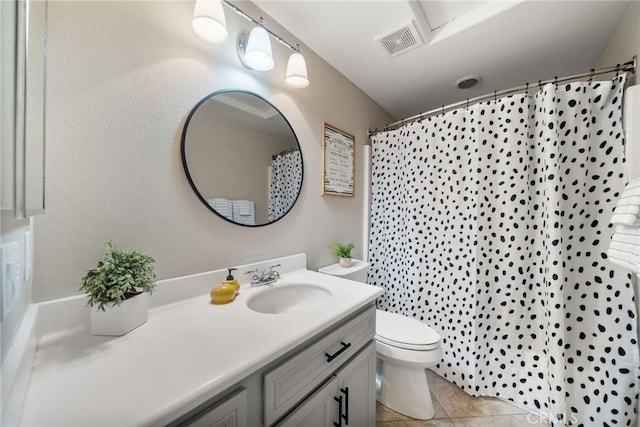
(525, 82, 529, 94)
(466, 98, 469, 110)
(538, 80, 542, 88)
(441, 105, 445, 116)
(589, 69, 595, 82)
(615, 64, 620, 77)
(494, 90, 497, 102)
(554, 76, 558, 89)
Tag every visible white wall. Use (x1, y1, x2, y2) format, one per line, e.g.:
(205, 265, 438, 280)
(598, 1, 640, 86)
(598, 1, 640, 182)
(32, 1, 393, 303)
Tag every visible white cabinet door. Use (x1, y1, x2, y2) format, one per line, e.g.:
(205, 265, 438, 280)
(335, 342, 376, 427)
(278, 377, 338, 427)
(263, 307, 375, 426)
(185, 388, 247, 427)
(278, 342, 377, 427)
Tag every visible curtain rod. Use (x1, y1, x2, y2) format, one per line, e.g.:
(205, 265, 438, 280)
(368, 56, 637, 137)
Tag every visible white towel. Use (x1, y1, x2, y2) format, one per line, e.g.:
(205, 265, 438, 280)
(607, 250, 640, 274)
(614, 225, 640, 236)
(614, 204, 640, 215)
(618, 188, 640, 198)
(611, 232, 640, 246)
(207, 198, 234, 220)
(232, 199, 255, 225)
(611, 213, 640, 226)
(608, 180, 640, 273)
(608, 241, 640, 260)
(610, 179, 640, 226)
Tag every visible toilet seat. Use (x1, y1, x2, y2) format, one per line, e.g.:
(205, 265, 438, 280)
(375, 310, 440, 351)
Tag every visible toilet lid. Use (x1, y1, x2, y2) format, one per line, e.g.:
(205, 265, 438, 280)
(375, 310, 440, 351)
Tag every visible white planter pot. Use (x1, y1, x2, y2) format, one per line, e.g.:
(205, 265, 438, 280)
(91, 292, 149, 336)
(339, 257, 352, 267)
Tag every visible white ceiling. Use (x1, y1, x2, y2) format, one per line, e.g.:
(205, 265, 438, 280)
(255, 0, 632, 120)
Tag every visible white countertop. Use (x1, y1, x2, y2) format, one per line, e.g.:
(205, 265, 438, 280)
(19, 260, 382, 426)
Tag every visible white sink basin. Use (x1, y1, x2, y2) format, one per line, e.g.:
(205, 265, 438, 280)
(247, 282, 333, 314)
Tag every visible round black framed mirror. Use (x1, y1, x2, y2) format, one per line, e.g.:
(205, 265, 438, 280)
(181, 90, 303, 227)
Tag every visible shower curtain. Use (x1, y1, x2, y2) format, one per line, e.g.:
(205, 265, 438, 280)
(369, 75, 639, 426)
(268, 150, 302, 221)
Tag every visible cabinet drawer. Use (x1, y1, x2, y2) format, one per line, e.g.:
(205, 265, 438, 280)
(263, 306, 375, 426)
(183, 388, 247, 427)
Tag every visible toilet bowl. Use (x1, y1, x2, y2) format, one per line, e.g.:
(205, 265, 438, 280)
(318, 260, 442, 420)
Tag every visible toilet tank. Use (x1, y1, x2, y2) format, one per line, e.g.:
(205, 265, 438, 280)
(318, 259, 370, 283)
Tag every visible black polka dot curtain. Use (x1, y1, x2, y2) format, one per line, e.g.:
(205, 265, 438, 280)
(268, 150, 302, 222)
(369, 74, 638, 426)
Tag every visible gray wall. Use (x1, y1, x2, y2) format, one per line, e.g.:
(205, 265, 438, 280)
(31, 1, 393, 303)
(598, 1, 640, 86)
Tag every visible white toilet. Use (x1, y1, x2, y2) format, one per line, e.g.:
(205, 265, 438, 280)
(318, 260, 442, 420)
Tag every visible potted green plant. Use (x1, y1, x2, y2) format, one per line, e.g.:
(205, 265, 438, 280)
(80, 241, 156, 336)
(329, 242, 355, 267)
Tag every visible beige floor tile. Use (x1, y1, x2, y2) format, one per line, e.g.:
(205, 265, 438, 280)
(377, 401, 410, 422)
(432, 398, 449, 419)
(426, 371, 525, 418)
(451, 414, 549, 427)
(377, 419, 456, 427)
(376, 399, 448, 422)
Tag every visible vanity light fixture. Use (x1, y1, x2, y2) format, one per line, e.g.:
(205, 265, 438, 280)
(238, 23, 274, 71)
(286, 49, 309, 89)
(192, 0, 228, 43)
(192, 0, 310, 88)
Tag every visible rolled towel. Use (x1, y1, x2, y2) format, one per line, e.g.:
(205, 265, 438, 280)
(614, 225, 640, 236)
(610, 213, 640, 226)
(607, 250, 640, 274)
(611, 232, 640, 246)
(608, 241, 640, 259)
(619, 189, 640, 199)
(610, 179, 640, 226)
(207, 198, 233, 220)
(614, 204, 640, 215)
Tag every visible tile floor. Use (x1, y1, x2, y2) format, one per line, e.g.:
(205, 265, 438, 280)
(376, 370, 549, 427)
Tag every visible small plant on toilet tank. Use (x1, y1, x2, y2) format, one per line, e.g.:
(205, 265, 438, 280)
(80, 241, 156, 336)
(329, 242, 355, 267)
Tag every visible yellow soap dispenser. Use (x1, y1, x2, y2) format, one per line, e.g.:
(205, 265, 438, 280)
(210, 268, 240, 305)
(210, 282, 236, 305)
(223, 268, 240, 292)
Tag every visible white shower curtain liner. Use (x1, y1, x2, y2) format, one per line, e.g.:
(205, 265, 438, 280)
(369, 75, 639, 426)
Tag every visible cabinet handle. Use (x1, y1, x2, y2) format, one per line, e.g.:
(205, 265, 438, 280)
(333, 395, 343, 427)
(340, 387, 349, 425)
(325, 341, 352, 363)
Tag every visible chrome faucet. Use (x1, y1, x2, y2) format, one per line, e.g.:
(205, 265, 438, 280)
(246, 264, 281, 287)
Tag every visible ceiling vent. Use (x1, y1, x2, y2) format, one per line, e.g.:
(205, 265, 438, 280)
(375, 21, 424, 58)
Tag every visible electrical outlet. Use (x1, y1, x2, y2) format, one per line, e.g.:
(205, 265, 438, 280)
(2, 242, 21, 318)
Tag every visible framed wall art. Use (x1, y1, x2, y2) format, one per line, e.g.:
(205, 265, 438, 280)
(322, 122, 354, 197)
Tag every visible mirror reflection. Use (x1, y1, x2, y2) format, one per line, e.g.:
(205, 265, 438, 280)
(181, 90, 303, 226)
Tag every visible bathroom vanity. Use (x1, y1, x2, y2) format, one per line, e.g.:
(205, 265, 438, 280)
(18, 254, 382, 426)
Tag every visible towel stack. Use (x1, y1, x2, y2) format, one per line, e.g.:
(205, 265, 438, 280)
(232, 199, 256, 226)
(207, 198, 233, 220)
(607, 178, 640, 274)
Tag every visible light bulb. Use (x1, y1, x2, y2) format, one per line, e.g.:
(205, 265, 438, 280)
(286, 52, 309, 88)
(192, 0, 228, 44)
(242, 26, 274, 71)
